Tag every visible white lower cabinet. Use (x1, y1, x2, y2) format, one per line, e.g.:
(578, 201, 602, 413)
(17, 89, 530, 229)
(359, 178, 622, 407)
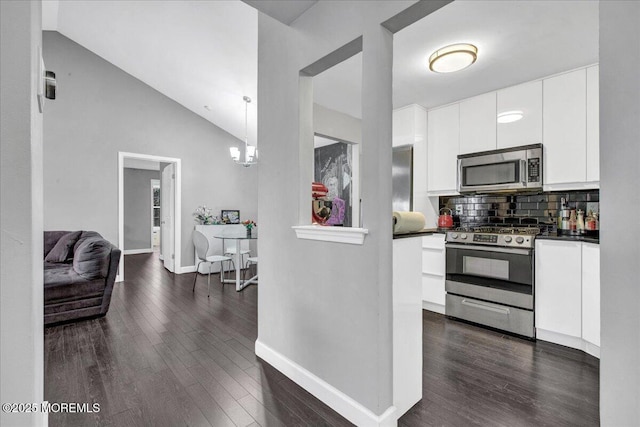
(535, 239, 600, 358)
(421, 234, 446, 314)
(581, 243, 600, 347)
(535, 240, 582, 337)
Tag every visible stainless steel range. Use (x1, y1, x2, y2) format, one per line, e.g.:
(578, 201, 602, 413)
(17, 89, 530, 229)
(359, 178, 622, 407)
(445, 226, 539, 338)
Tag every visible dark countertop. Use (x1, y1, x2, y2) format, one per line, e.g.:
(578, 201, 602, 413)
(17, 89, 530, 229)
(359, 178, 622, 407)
(537, 233, 599, 244)
(393, 228, 444, 239)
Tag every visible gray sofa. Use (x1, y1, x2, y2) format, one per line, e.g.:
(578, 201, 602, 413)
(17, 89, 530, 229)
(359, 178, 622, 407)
(44, 231, 121, 326)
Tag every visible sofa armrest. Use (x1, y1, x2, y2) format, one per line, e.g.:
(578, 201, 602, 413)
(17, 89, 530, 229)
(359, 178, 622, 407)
(99, 245, 121, 315)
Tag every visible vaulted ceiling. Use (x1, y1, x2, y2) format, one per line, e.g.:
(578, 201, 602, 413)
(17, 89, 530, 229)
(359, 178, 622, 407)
(43, 0, 599, 136)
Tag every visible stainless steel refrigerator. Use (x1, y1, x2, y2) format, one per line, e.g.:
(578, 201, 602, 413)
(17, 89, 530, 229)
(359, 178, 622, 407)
(392, 146, 413, 212)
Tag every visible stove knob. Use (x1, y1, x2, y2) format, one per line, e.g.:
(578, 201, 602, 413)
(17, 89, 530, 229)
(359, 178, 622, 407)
(516, 236, 525, 244)
(504, 236, 513, 243)
(461, 234, 468, 240)
(451, 233, 458, 239)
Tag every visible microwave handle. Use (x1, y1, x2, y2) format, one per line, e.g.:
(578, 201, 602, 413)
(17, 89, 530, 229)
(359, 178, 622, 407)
(520, 159, 527, 184)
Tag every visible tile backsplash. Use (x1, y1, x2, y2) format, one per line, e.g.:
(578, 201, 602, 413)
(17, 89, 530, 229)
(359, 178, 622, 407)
(440, 190, 599, 233)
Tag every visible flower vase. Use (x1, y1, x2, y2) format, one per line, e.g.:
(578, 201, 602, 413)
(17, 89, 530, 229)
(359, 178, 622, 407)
(246, 228, 251, 238)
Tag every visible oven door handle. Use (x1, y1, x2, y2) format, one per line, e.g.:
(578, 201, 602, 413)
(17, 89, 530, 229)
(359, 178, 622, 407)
(461, 299, 511, 315)
(446, 243, 531, 256)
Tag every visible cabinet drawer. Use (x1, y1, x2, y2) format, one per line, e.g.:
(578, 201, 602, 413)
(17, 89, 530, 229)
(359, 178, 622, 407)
(446, 294, 534, 338)
(422, 275, 445, 305)
(422, 249, 445, 276)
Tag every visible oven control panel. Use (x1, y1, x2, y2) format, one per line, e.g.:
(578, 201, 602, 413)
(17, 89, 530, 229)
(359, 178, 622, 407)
(473, 234, 498, 244)
(447, 232, 535, 248)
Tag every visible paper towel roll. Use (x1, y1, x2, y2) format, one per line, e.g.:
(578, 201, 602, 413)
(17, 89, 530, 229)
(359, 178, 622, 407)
(393, 211, 426, 234)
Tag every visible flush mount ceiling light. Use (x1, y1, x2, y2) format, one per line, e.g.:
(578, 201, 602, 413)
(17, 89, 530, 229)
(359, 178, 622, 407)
(229, 96, 257, 167)
(497, 110, 524, 124)
(429, 43, 478, 73)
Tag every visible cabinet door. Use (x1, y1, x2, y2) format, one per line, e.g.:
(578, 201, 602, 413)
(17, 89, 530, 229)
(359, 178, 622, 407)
(581, 243, 600, 346)
(497, 80, 542, 149)
(586, 65, 600, 183)
(459, 92, 497, 154)
(427, 104, 459, 194)
(543, 69, 587, 185)
(422, 235, 446, 307)
(393, 106, 415, 147)
(535, 240, 582, 337)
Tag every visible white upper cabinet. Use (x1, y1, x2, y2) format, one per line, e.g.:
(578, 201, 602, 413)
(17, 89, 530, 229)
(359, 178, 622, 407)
(427, 104, 459, 195)
(459, 92, 497, 154)
(393, 105, 428, 203)
(586, 65, 600, 183)
(393, 105, 426, 148)
(543, 69, 588, 186)
(497, 80, 543, 149)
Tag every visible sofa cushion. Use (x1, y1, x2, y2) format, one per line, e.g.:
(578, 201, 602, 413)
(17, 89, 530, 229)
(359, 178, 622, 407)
(44, 231, 72, 258)
(44, 231, 81, 263)
(73, 237, 111, 280)
(44, 263, 106, 304)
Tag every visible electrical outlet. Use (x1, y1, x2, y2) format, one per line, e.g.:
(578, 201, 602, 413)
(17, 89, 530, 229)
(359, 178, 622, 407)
(455, 204, 463, 215)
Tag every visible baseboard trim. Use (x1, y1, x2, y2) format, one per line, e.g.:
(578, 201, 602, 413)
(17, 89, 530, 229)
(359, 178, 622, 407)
(536, 328, 600, 359)
(123, 248, 154, 255)
(422, 301, 445, 315)
(255, 340, 397, 427)
(179, 265, 197, 274)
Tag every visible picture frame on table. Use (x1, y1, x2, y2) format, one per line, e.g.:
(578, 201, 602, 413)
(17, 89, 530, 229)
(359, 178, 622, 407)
(221, 210, 240, 224)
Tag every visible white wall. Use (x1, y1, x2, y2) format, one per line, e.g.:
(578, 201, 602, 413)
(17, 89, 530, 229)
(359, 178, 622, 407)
(599, 1, 640, 424)
(124, 168, 159, 250)
(42, 32, 258, 268)
(0, 1, 44, 426)
(256, 1, 416, 422)
(314, 103, 362, 144)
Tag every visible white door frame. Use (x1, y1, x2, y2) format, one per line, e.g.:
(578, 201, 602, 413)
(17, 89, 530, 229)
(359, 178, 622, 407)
(118, 152, 182, 282)
(151, 178, 160, 250)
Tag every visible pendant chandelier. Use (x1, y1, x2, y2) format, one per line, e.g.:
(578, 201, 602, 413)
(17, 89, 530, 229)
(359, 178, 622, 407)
(229, 96, 257, 167)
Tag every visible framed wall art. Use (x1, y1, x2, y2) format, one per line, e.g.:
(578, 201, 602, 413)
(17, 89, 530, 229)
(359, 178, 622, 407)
(221, 210, 240, 224)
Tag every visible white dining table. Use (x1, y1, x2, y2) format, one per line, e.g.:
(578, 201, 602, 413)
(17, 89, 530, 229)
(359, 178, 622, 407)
(212, 227, 257, 291)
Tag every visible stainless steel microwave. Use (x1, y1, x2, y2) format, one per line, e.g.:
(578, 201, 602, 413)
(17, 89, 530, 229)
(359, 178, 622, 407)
(457, 144, 543, 194)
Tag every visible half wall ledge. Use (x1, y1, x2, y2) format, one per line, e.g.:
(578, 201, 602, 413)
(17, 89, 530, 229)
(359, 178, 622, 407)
(292, 225, 369, 245)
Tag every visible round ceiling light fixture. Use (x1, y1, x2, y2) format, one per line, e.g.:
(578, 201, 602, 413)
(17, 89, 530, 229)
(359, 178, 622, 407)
(429, 43, 478, 73)
(497, 110, 524, 124)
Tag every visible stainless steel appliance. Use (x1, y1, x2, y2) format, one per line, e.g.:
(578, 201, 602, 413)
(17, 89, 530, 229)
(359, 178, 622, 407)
(392, 146, 413, 211)
(458, 144, 543, 194)
(445, 226, 540, 338)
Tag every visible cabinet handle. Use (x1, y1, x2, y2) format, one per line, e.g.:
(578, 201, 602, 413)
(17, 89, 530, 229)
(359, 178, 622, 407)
(461, 299, 510, 315)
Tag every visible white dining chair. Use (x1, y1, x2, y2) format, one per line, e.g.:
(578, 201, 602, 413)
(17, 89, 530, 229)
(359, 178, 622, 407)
(192, 230, 234, 297)
(243, 256, 258, 280)
(223, 238, 251, 267)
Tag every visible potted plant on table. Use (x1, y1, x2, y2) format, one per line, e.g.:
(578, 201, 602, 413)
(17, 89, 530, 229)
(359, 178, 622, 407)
(193, 206, 220, 225)
(242, 220, 256, 237)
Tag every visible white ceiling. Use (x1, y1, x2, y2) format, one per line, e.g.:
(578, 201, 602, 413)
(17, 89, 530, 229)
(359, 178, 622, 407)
(393, 0, 599, 110)
(242, 0, 317, 25)
(123, 158, 160, 171)
(43, 0, 258, 145)
(42, 0, 599, 137)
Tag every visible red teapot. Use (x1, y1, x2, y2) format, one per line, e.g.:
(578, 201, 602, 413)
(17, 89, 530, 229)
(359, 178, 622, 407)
(438, 208, 454, 229)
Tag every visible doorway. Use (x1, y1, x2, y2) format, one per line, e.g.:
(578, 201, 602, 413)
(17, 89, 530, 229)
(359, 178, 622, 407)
(118, 152, 182, 281)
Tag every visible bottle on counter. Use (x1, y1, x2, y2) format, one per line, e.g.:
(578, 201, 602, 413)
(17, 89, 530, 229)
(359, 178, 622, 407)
(586, 210, 597, 230)
(569, 210, 577, 231)
(577, 209, 585, 233)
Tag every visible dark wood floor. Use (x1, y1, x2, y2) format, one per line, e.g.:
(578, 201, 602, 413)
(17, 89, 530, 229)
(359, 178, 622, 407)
(45, 253, 599, 426)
